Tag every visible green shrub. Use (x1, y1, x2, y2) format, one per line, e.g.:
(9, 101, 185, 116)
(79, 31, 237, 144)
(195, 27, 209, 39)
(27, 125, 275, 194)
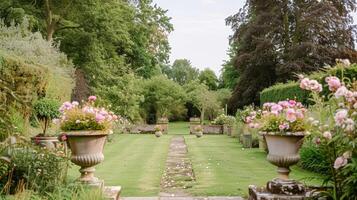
(260, 64, 357, 105)
(299, 141, 330, 174)
(0, 53, 48, 140)
(0, 138, 68, 195)
(212, 114, 235, 125)
(33, 98, 60, 136)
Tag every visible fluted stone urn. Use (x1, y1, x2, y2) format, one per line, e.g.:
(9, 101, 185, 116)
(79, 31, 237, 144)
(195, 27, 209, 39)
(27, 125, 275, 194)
(263, 132, 304, 180)
(64, 130, 108, 185)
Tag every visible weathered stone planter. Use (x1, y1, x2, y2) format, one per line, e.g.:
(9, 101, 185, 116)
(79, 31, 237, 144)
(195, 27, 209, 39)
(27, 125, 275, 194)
(157, 118, 169, 134)
(195, 131, 203, 138)
(223, 125, 233, 136)
(263, 132, 304, 180)
(249, 132, 306, 200)
(64, 130, 108, 186)
(189, 117, 201, 134)
(155, 131, 163, 137)
(31, 136, 59, 149)
(242, 134, 252, 148)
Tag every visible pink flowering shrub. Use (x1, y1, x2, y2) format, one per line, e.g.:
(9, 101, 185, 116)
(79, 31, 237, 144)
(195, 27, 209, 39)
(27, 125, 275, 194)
(55, 96, 119, 131)
(298, 72, 357, 198)
(252, 100, 308, 133)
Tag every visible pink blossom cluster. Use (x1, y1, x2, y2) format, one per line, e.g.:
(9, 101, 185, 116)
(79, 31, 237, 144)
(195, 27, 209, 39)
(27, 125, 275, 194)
(334, 109, 355, 132)
(56, 96, 119, 126)
(262, 100, 306, 122)
(334, 151, 352, 169)
(252, 100, 307, 131)
(299, 77, 323, 93)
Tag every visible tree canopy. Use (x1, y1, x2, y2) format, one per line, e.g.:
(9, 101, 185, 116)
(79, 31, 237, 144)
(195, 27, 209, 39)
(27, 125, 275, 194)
(226, 0, 357, 112)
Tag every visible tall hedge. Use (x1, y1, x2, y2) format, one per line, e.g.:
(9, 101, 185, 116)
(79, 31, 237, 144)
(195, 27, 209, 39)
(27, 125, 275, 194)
(260, 64, 357, 105)
(0, 53, 48, 140)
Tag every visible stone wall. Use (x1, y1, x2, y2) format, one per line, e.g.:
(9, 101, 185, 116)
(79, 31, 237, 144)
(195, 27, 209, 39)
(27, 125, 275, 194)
(203, 125, 223, 134)
(129, 124, 167, 134)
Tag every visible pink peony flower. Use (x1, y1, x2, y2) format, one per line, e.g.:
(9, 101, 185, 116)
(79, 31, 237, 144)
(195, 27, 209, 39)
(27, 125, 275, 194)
(315, 137, 321, 145)
(335, 86, 349, 98)
(288, 100, 297, 107)
(299, 78, 310, 90)
(88, 95, 97, 101)
(325, 76, 341, 91)
(271, 104, 283, 113)
(72, 101, 79, 106)
(309, 80, 323, 93)
(286, 108, 297, 122)
(334, 156, 348, 169)
(322, 131, 332, 140)
(95, 114, 106, 123)
(344, 118, 355, 132)
(334, 109, 348, 126)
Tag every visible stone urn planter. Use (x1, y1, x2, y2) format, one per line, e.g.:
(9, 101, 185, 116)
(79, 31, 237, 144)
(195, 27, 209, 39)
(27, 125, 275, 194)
(31, 136, 59, 149)
(155, 131, 163, 137)
(263, 132, 304, 180)
(65, 130, 108, 186)
(195, 131, 203, 138)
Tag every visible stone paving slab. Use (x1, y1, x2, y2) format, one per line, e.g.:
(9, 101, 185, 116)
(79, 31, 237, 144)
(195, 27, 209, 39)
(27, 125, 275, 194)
(121, 197, 243, 200)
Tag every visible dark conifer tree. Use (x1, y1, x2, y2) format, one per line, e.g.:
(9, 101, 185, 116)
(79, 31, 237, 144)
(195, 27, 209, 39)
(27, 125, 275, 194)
(226, 0, 357, 113)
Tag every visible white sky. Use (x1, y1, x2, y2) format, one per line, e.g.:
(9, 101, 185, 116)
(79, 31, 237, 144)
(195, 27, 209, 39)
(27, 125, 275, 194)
(154, 0, 357, 76)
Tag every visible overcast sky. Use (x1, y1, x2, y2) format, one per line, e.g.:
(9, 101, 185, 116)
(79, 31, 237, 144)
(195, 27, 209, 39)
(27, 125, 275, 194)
(154, 0, 357, 76)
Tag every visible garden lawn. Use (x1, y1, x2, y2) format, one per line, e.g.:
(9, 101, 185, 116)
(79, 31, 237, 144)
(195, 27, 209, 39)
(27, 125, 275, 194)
(185, 135, 323, 197)
(68, 134, 172, 196)
(168, 121, 190, 135)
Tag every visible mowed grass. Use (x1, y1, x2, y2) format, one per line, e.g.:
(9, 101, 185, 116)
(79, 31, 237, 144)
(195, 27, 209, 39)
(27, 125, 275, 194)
(168, 121, 190, 135)
(184, 135, 322, 197)
(68, 134, 172, 196)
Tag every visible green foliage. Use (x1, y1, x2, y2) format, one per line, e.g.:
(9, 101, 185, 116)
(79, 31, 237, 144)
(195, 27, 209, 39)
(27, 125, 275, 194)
(299, 141, 330, 174)
(140, 75, 187, 122)
(165, 59, 199, 85)
(226, 0, 357, 111)
(220, 42, 239, 89)
(212, 114, 235, 125)
(185, 81, 221, 121)
(33, 98, 60, 135)
(0, 52, 48, 140)
(1, 183, 106, 200)
(260, 82, 310, 105)
(95, 73, 143, 122)
(260, 64, 357, 105)
(0, 137, 68, 195)
(199, 68, 218, 90)
(0, 19, 74, 102)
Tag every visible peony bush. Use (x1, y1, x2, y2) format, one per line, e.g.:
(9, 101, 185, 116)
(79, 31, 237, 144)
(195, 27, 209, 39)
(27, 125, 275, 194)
(298, 66, 357, 198)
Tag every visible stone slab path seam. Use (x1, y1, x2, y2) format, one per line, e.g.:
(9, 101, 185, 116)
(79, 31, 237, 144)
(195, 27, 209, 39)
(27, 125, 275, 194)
(159, 136, 195, 197)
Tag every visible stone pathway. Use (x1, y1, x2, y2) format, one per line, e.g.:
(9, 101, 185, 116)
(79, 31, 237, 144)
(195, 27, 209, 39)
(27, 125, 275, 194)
(159, 136, 195, 197)
(120, 136, 243, 200)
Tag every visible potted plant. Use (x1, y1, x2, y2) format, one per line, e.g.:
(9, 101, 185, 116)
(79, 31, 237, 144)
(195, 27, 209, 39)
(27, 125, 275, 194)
(154, 125, 163, 137)
(250, 100, 308, 180)
(194, 125, 203, 138)
(212, 114, 236, 135)
(31, 98, 61, 149)
(56, 95, 118, 185)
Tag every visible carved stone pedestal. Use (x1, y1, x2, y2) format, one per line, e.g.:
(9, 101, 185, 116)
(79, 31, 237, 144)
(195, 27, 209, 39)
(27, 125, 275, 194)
(249, 185, 306, 200)
(267, 178, 305, 195)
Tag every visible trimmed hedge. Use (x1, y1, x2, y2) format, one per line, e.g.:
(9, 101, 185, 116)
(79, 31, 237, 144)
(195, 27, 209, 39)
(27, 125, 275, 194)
(260, 64, 357, 105)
